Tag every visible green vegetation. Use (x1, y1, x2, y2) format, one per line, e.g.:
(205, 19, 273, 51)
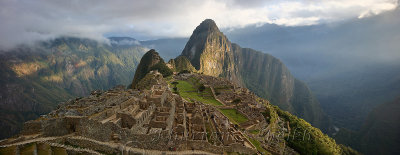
(248, 137, 270, 155)
(274, 106, 342, 155)
(178, 70, 191, 74)
(174, 80, 222, 106)
(261, 107, 278, 124)
(219, 109, 248, 124)
(198, 84, 206, 92)
(131, 49, 168, 88)
(171, 81, 179, 87)
(249, 129, 260, 134)
(214, 86, 232, 96)
(232, 98, 241, 104)
(149, 62, 173, 77)
(339, 144, 360, 155)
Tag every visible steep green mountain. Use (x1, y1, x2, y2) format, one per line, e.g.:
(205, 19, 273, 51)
(0, 37, 146, 139)
(356, 96, 400, 155)
(174, 19, 332, 132)
(130, 49, 172, 88)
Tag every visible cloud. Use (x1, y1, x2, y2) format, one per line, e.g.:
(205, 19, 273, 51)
(0, 0, 398, 49)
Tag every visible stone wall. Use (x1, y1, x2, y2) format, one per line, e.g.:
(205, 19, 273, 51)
(42, 118, 70, 136)
(173, 140, 256, 154)
(76, 119, 115, 142)
(65, 137, 119, 154)
(117, 112, 136, 129)
(20, 120, 42, 135)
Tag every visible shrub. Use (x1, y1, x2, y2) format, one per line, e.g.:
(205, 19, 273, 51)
(232, 98, 241, 104)
(198, 84, 206, 92)
(178, 70, 191, 74)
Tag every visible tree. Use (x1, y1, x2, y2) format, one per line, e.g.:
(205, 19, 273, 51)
(178, 70, 191, 75)
(198, 84, 206, 93)
(171, 81, 179, 87)
(232, 98, 241, 104)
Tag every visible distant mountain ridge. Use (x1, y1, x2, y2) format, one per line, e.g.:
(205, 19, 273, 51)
(0, 37, 146, 139)
(172, 19, 332, 132)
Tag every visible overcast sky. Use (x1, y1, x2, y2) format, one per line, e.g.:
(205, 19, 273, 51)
(0, 0, 398, 49)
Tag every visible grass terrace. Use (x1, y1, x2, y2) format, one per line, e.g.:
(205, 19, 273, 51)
(248, 137, 271, 155)
(219, 109, 248, 124)
(174, 80, 223, 106)
(249, 129, 260, 134)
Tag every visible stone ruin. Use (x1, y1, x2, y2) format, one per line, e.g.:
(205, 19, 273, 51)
(0, 72, 261, 154)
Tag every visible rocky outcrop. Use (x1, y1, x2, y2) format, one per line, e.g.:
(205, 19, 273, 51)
(167, 56, 196, 73)
(178, 19, 331, 132)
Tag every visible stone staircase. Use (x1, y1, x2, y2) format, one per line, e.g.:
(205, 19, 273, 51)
(42, 141, 103, 155)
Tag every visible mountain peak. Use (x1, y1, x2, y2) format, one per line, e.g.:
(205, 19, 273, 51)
(193, 19, 219, 33)
(180, 19, 237, 79)
(130, 49, 163, 88)
(130, 49, 172, 89)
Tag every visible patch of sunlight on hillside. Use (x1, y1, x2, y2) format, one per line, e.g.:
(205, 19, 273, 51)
(12, 62, 44, 77)
(42, 73, 63, 83)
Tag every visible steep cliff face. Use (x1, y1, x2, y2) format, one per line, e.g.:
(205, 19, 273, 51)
(181, 19, 240, 82)
(0, 37, 146, 139)
(178, 19, 330, 132)
(233, 46, 294, 108)
(232, 45, 328, 129)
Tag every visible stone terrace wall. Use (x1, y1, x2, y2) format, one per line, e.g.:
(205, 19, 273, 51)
(65, 137, 119, 154)
(76, 118, 117, 142)
(20, 120, 42, 135)
(42, 118, 70, 136)
(172, 140, 256, 154)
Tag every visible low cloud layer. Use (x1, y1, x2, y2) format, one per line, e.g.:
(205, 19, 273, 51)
(0, 0, 398, 49)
